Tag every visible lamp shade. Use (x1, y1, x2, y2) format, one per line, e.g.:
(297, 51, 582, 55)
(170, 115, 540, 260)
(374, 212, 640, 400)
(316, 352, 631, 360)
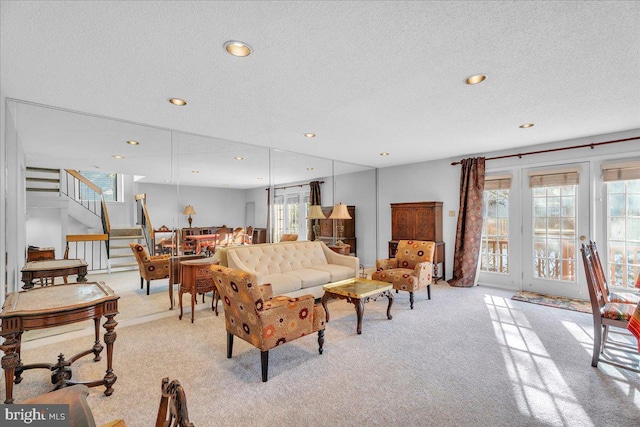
(329, 203, 351, 220)
(182, 205, 196, 215)
(307, 205, 326, 220)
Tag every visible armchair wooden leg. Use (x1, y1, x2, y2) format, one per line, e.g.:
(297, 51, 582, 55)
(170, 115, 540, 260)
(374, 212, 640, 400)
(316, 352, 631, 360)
(261, 351, 269, 382)
(147, 280, 151, 295)
(227, 332, 234, 359)
(140, 277, 144, 289)
(409, 292, 414, 309)
(318, 329, 324, 354)
(427, 284, 431, 300)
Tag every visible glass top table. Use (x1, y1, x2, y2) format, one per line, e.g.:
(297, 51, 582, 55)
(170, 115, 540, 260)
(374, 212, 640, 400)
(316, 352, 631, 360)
(321, 278, 393, 334)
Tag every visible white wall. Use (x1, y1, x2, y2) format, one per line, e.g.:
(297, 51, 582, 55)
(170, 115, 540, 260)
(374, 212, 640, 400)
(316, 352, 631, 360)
(135, 182, 247, 230)
(1, 92, 6, 306)
(4, 100, 27, 294)
(377, 158, 460, 279)
(335, 168, 377, 267)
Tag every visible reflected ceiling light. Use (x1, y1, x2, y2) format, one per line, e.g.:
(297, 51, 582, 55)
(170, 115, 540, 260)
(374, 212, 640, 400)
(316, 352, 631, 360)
(223, 184, 229, 187)
(519, 123, 534, 128)
(169, 98, 187, 106)
(192, 170, 200, 174)
(380, 152, 390, 156)
(303, 133, 316, 138)
(234, 156, 244, 160)
(465, 74, 487, 85)
(257, 177, 264, 180)
(307, 167, 314, 170)
(112, 155, 124, 159)
(126, 140, 139, 145)
(224, 41, 252, 57)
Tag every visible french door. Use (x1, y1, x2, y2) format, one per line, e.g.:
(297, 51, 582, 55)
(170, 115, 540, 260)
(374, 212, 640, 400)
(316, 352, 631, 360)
(522, 162, 590, 299)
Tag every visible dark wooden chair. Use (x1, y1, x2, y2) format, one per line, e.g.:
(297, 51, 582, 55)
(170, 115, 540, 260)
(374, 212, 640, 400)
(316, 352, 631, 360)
(156, 377, 193, 427)
(580, 243, 639, 373)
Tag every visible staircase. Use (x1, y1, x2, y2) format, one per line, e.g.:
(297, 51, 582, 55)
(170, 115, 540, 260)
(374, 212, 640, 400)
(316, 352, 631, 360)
(26, 167, 60, 193)
(106, 227, 146, 271)
(26, 168, 149, 273)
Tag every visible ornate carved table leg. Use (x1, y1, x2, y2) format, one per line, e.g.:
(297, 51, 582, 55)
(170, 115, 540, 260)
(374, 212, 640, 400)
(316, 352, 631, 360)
(21, 272, 35, 290)
(92, 317, 104, 362)
(321, 293, 331, 322)
(386, 290, 394, 320)
(102, 313, 118, 396)
(354, 298, 365, 335)
(77, 266, 88, 282)
(190, 291, 196, 323)
(1, 331, 20, 404)
(50, 353, 72, 390)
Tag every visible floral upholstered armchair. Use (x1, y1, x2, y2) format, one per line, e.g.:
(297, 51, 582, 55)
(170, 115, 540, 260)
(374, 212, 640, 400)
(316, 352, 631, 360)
(129, 242, 171, 295)
(371, 240, 435, 309)
(211, 265, 326, 382)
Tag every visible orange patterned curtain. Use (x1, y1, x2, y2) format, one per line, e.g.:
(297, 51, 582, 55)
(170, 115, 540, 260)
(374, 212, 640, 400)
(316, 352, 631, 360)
(448, 157, 485, 287)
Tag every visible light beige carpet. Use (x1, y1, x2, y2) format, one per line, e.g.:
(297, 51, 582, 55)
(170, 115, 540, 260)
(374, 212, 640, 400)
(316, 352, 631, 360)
(4, 283, 640, 426)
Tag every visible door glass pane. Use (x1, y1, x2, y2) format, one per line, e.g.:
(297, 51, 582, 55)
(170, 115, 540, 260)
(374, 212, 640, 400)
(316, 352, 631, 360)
(481, 189, 510, 273)
(606, 179, 640, 288)
(531, 185, 577, 282)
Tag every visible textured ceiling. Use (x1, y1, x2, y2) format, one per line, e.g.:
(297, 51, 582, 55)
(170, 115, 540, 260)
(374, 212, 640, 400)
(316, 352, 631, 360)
(2, 1, 639, 185)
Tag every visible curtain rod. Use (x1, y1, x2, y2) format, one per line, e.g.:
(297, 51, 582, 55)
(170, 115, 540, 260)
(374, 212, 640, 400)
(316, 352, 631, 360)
(450, 136, 640, 166)
(266, 180, 325, 191)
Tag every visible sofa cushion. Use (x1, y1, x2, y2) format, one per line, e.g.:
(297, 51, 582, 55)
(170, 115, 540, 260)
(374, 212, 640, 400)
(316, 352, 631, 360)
(310, 264, 355, 282)
(261, 273, 302, 295)
(283, 268, 331, 289)
(229, 242, 328, 275)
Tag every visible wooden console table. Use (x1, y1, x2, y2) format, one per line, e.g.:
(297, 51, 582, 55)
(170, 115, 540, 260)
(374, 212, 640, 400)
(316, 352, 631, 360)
(179, 258, 220, 323)
(0, 282, 119, 404)
(21, 259, 88, 289)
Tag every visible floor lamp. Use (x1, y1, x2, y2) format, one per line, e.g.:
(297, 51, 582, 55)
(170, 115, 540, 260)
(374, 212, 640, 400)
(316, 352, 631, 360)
(329, 203, 352, 246)
(307, 205, 326, 241)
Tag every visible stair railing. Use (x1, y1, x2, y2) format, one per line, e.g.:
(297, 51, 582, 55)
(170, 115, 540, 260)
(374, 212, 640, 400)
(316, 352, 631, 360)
(135, 193, 154, 254)
(64, 234, 109, 272)
(62, 170, 111, 257)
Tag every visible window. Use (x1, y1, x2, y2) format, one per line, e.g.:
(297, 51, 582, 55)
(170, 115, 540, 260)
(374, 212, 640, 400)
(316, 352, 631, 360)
(78, 171, 118, 202)
(273, 192, 309, 242)
(603, 161, 640, 288)
(481, 176, 510, 273)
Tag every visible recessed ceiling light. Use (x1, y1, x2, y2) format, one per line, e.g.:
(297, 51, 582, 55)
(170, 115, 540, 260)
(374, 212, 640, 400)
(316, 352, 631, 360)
(223, 184, 229, 187)
(169, 98, 187, 106)
(192, 170, 199, 174)
(234, 156, 244, 160)
(380, 152, 390, 156)
(224, 41, 252, 57)
(257, 177, 264, 180)
(165, 180, 171, 183)
(519, 123, 534, 128)
(113, 155, 124, 159)
(307, 167, 314, 171)
(126, 140, 139, 145)
(465, 74, 487, 85)
(303, 133, 316, 138)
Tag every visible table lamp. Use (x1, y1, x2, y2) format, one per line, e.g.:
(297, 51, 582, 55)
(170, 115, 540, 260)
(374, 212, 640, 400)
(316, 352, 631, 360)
(307, 205, 326, 241)
(183, 205, 196, 227)
(329, 203, 351, 246)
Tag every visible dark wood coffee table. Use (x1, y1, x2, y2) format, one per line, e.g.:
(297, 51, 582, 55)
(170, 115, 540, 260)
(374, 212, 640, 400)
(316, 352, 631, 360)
(0, 281, 119, 404)
(21, 258, 88, 289)
(321, 278, 394, 334)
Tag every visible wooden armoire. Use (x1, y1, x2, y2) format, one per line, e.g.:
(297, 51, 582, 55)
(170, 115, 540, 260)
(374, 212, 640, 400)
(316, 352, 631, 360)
(388, 201, 445, 281)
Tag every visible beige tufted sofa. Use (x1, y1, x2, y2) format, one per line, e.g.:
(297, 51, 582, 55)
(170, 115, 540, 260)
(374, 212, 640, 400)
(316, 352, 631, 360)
(218, 241, 359, 299)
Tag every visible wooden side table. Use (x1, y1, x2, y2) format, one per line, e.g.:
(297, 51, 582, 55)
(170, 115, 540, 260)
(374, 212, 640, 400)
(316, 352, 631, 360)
(179, 258, 220, 323)
(0, 282, 119, 404)
(328, 244, 351, 255)
(21, 259, 88, 289)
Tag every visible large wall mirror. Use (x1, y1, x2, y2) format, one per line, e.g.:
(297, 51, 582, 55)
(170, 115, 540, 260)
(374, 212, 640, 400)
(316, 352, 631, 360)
(4, 99, 377, 340)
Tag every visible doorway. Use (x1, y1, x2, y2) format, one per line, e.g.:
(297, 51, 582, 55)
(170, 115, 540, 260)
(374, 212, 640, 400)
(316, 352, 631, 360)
(522, 163, 590, 299)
